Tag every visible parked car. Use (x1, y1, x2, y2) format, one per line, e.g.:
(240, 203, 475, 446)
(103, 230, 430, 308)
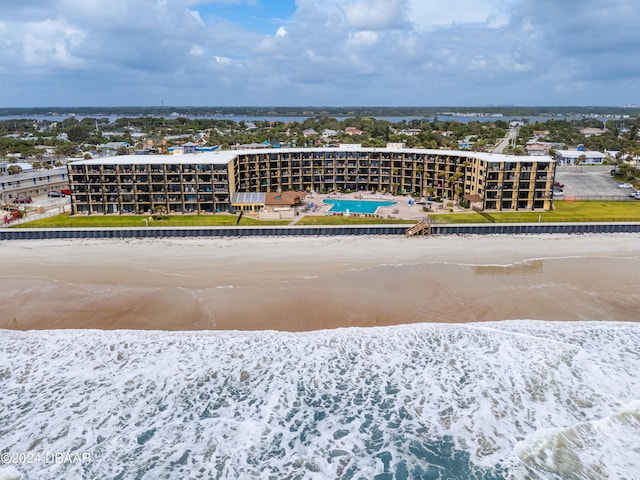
(553, 190, 564, 196)
(554, 182, 565, 188)
(48, 191, 64, 197)
(60, 188, 71, 195)
(618, 183, 633, 188)
(14, 196, 32, 204)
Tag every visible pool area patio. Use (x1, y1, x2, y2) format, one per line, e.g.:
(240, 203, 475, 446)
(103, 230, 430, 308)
(295, 191, 448, 222)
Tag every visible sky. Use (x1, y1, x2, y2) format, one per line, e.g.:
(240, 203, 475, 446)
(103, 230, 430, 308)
(0, 0, 638, 108)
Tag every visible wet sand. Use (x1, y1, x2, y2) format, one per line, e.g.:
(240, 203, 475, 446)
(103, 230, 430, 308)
(1, 234, 640, 331)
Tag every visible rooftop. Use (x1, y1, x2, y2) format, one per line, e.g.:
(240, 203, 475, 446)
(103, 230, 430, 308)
(68, 147, 553, 166)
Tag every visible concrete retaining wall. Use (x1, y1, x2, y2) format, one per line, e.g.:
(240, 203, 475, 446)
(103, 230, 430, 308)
(2, 222, 640, 240)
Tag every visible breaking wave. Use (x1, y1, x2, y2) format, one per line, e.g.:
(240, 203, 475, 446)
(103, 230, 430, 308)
(0, 321, 638, 479)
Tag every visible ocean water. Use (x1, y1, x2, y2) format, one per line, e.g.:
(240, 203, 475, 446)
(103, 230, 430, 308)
(0, 321, 638, 480)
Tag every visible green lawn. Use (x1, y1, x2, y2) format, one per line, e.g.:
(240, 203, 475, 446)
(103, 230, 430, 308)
(430, 200, 640, 224)
(12, 213, 290, 228)
(296, 216, 416, 226)
(12, 201, 640, 228)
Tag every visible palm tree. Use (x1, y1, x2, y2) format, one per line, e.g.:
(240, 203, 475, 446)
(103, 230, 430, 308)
(416, 164, 425, 196)
(576, 153, 587, 173)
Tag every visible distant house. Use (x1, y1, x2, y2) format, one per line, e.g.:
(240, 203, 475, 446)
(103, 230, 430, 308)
(345, 127, 363, 136)
(322, 129, 338, 139)
(398, 128, 422, 136)
(98, 141, 130, 156)
(554, 149, 605, 166)
(302, 128, 318, 138)
(142, 137, 166, 153)
(533, 130, 550, 137)
(579, 127, 607, 137)
(237, 142, 270, 150)
(168, 142, 205, 154)
(525, 141, 564, 156)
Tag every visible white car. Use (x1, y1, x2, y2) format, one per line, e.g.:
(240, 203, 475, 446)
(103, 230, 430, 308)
(553, 190, 564, 196)
(618, 183, 633, 188)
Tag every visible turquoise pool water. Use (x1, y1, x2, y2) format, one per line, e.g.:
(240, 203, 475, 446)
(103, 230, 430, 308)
(322, 199, 397, 214)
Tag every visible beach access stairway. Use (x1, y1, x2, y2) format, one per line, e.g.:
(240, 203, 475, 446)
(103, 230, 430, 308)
(406, 218, 432, 237)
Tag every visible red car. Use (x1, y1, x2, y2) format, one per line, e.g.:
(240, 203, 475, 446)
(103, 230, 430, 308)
(14, 196, 32, 204)
(554, 182, 564, 189)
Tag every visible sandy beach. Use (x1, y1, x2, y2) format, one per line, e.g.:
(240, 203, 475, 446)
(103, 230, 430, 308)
(1, 234, 640, 331)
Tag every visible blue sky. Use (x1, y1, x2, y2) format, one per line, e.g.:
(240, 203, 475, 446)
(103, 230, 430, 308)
(0, 0, 638, 107)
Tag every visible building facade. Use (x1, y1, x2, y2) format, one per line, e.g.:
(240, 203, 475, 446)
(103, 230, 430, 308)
(67, 147, 556, 214)
(554, 150, 606, 166)
(0, 166, 69, 204)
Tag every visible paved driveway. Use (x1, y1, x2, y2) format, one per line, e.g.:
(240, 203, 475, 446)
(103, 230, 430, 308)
(554, 165, 632, 199)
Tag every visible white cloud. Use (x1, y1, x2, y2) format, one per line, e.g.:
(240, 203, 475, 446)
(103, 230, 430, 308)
(0, 0, 639, 106)
(190, 45, 205, 56)
(339, 0, 407, 30)
(408, 0, 513, 30)
(346, 31, 379, 48)
(22, 19, 86, 68)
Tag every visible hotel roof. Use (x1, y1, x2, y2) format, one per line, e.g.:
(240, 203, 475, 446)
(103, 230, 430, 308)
(68, 148, 553, 166)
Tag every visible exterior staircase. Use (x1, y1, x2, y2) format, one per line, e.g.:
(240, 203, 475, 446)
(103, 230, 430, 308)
(406, 218, 432, 237)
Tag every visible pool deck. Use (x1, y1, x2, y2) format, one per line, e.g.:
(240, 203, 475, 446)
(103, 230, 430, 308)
(294, 191, 459, 223)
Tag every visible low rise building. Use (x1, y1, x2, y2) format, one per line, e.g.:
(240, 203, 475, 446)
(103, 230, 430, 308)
(554, 150, 606, 166)
(0, 167, 69, 204)
(66, 147, 556, 214)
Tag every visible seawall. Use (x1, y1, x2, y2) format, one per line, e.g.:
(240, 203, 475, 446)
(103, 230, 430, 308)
(2, 222, 640, 240)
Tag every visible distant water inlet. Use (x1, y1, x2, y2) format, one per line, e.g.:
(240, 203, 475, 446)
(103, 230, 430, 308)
(323, 198, 397, 214)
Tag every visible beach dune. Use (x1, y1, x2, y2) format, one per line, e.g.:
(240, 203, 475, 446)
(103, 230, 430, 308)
(2, 234, 640, 331)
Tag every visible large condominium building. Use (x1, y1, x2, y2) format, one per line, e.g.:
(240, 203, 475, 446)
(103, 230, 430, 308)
(66, 147, 556, 215)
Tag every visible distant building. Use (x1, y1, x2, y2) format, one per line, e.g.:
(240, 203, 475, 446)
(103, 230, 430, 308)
(322, 129, 338, 139)
(0, 166, 69, 203)
(525, 141, 565, 156)
(98, 142, 130, 156)
(579, 127, 607, 137)
(554, 149, 605, 166)
(168, 142, 199, 155)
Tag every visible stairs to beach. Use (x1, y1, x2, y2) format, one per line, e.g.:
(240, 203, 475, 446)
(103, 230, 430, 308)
(406, 218, 432, 237)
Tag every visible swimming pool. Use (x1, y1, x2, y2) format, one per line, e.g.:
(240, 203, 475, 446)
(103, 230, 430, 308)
(322, 199, 397, 214)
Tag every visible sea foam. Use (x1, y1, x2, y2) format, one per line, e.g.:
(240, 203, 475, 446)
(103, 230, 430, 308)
(0, 321, 638, 479)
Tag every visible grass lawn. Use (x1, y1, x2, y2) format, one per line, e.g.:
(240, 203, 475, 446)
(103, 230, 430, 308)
(430, 200, 640, 224)
(296, 216, 416, 226)
(12, 213, 290, 228)
(12, 201, 640, 228)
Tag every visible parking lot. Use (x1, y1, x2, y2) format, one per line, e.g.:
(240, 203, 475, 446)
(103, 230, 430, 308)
(554, 165, 634, 200)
